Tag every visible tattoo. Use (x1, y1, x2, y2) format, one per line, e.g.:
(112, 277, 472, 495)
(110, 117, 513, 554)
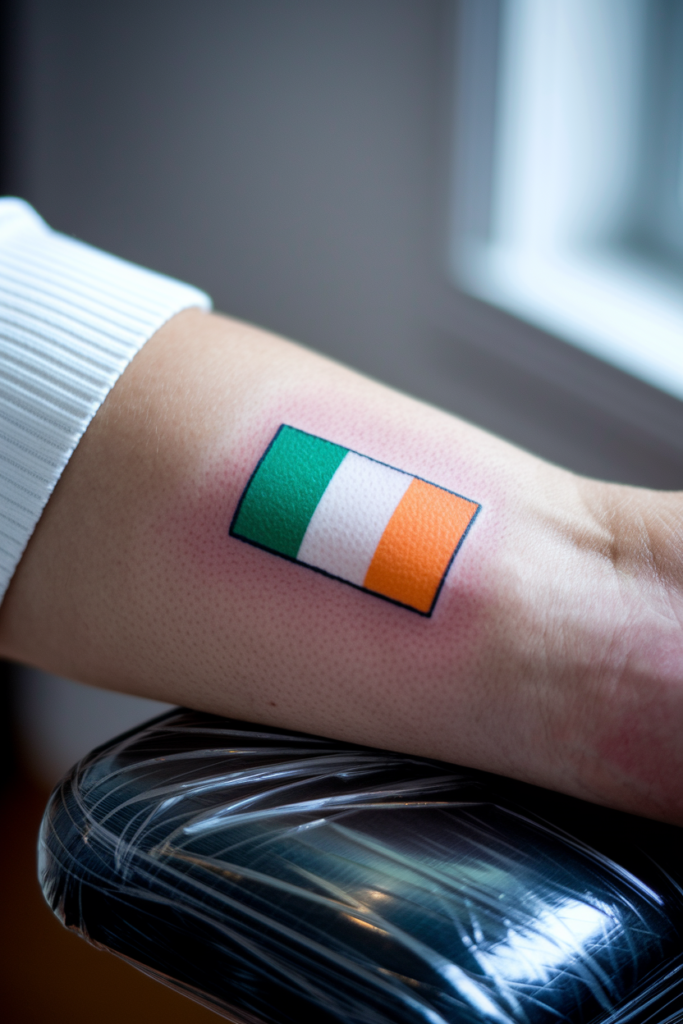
(230, 426, 480, 615)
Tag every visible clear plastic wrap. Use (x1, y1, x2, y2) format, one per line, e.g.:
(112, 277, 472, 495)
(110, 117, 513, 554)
(39, 709, 683, 1024)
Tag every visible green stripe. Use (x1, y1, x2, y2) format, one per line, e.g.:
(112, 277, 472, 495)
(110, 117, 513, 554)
(232, 426, 348, 558)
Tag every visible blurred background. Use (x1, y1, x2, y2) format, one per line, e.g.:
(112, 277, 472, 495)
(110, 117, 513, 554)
(2, 1, 683, 1021)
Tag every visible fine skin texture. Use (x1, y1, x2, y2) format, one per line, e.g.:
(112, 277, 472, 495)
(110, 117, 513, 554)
(1, 308, 683, 823)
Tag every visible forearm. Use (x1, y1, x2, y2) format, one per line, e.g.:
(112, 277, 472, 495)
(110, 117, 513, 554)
(0, 308, 573, 741)
(2, 308, 683, 821)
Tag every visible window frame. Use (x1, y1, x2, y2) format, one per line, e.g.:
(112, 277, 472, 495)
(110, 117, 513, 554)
(449, 0, 683, 405)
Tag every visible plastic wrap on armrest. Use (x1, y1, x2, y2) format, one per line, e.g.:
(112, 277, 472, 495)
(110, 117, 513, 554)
(38, 709, 683, 1024)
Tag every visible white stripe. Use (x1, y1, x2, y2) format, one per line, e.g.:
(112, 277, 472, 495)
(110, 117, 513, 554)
(297, 451, 412, 585)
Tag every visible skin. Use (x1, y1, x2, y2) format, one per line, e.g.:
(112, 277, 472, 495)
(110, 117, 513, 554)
(1, 308, 682, 822)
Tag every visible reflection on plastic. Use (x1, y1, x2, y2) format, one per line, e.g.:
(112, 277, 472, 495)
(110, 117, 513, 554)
(38, 710, 683, 1023)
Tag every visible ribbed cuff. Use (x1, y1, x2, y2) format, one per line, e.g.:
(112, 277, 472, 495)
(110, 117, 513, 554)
(0, 198, 212, 602)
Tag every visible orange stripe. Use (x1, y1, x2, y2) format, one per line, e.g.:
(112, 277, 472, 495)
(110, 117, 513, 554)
(363, 478, 478, 613)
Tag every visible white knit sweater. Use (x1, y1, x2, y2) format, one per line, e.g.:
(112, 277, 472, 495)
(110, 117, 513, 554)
(0, 198, 212, 602)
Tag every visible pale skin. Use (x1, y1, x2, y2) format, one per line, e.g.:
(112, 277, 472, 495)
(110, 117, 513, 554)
(1, 308, 683, 823)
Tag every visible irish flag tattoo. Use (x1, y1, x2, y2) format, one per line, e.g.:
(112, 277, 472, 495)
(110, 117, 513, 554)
(230, 425, 481, 615)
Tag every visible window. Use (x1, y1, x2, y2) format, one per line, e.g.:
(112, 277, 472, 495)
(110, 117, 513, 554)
(451, 0, 683, 401)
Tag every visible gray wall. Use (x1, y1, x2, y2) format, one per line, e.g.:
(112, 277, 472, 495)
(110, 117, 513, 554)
(11, 0, 683, 782)
(14, 0, 683, 486)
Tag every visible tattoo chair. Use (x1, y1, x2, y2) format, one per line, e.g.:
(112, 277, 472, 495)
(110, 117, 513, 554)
(39, 708, 683, 1024)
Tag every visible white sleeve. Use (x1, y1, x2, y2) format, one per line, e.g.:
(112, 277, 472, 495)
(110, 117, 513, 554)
(0, 198, 212, 603)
